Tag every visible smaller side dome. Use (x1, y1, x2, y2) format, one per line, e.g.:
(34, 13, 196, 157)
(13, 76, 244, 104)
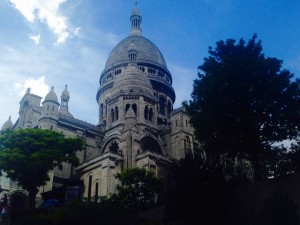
(1, 116, 13, 130)
(111, 65, 154, 98)
(44, 86, 58, 103)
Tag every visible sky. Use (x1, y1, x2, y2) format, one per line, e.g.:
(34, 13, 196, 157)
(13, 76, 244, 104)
(0, 0, 300, 126)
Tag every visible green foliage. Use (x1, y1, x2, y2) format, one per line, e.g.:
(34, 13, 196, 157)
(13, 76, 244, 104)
(164, 157, 229, 225)
(112, 168, 162, 210)
(263, 146, 297, 178)
(258, 189, 299, 225)
(186, 34, 300, 179)
(0, 128, 83, 208)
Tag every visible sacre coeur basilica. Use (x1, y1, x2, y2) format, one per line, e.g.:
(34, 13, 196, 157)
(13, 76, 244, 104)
(1, 5, 201, 204)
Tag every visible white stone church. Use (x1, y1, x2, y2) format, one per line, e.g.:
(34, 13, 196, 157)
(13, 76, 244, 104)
(1, 6, 200, 204)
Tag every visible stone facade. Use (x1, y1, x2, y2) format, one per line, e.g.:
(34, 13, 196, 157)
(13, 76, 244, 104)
(1, 6, 199, 201)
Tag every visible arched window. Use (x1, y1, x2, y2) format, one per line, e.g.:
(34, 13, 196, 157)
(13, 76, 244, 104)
(95, 182, 99, 203)
(185, 136, 192, 157)
(115, 106, 119, 120)
(100, 104, 103, 121)
(159, 97, 166, 115)
(132, 103, 137, 116)
(167, 100, 172, 115)
(109, 141, 119, 153)
(141, 137, 162, 154)
(149, 107, 153, 122)
(111, 108, 115, 122)
(126, 104, 130, 113)
(144, 106, 149, 120)
(88, 175, 92, 203)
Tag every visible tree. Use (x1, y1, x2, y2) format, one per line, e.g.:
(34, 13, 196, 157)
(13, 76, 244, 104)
(186, 34, 300, 180)
(112, 168, 162, 210)
(0, 128, 83, 209)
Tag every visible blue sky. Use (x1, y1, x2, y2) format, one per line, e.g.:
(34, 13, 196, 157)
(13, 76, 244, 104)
(0, 0, 300, 126)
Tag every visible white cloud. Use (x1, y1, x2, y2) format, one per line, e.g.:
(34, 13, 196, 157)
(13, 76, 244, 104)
(10, 0, 70, 44)
(74, 27, 81, 36)
(14, 75, 49, 98)
(29, 34, 40, 44)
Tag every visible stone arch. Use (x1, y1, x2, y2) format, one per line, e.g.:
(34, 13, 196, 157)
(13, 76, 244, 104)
(140, 136, 162, 154)
(132, 103, 137, 116)
(144, 105, 149, 120)
(9, 191, 28, 215)
(125, 103, 131, 113)
(87, 172, 93, 202)
(111, 108, 115, 123)
(185, 136, 192, 157)
(94, 179, 100, 202)
(101, 137, 121, 154)
(149, 107, 154, 122)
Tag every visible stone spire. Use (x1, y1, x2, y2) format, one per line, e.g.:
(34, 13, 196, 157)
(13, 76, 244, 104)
(130, 4, 142, 36)
(59, 85, 73, 118)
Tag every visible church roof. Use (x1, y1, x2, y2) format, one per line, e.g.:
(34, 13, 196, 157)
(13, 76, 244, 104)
(105, 36, 167, 69)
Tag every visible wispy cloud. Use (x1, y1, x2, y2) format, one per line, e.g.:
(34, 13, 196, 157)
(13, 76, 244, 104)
(74, 27, 81, 36)
(29, 34, 40, 44)
(10, 0, 70, 44)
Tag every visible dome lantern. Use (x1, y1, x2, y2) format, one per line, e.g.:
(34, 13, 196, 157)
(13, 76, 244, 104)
(130, 5, 142, 36)
(128, 42, 138, 65)
(61, 84, 70, 107)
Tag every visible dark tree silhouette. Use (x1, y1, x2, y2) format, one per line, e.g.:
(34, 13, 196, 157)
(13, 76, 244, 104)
(186, 34, 300, 180)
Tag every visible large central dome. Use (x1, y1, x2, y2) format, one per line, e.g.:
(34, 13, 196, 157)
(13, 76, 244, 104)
(105, 36, 167, 69)
(97, 5, 176, 114)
